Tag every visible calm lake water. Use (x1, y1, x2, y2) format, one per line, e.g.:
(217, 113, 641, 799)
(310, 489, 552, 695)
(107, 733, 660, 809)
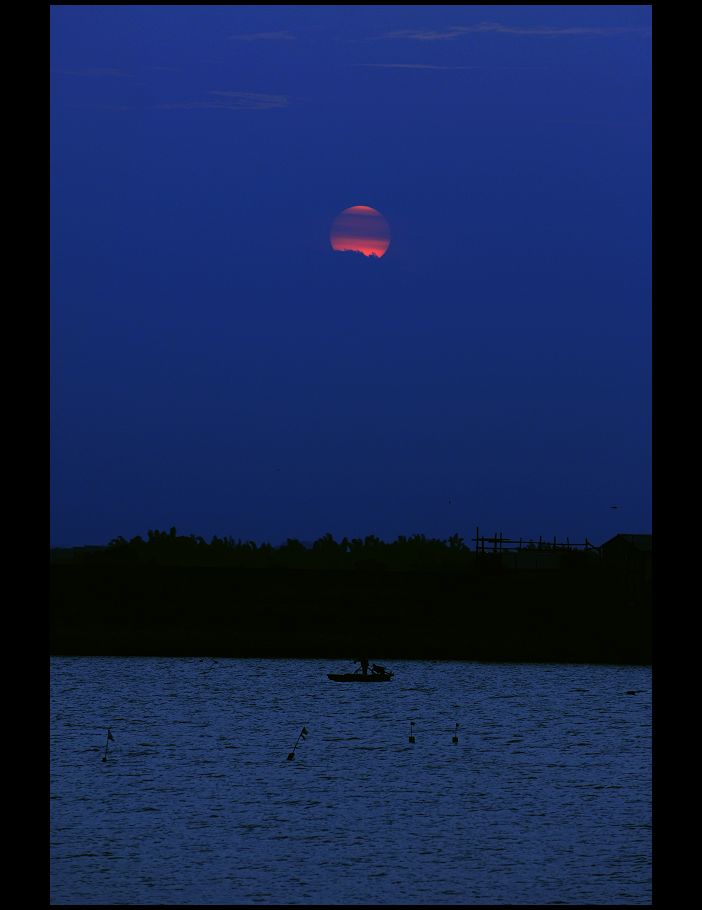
(50, 657, 651, 904)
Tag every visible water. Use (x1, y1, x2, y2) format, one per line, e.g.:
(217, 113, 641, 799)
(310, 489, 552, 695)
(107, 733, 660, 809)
(50, 657, 651, 904)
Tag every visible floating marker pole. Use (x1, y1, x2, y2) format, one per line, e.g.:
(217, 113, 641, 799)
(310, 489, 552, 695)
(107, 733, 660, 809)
(409, 721, 415, 744)
(102, 728, 114, 762)
(452, 723, 459, 744)
(287, 726, 309, 761)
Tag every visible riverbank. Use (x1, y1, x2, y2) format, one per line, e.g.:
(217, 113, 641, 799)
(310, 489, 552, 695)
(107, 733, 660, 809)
(50, 565, 651, 664)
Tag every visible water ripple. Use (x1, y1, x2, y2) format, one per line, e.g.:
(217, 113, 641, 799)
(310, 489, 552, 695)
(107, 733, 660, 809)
(51, 656, 651, 904)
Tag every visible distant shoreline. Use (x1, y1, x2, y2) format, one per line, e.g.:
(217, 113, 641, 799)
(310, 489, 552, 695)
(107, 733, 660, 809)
(51, 565, 651, 666)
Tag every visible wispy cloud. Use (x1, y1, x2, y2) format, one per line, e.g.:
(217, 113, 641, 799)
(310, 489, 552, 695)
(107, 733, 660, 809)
(352, 63, 477, 71)
(156, 91, 288, 111)
(229, 31, 296, 41)
(53, 67, 135, 77)
(353, 62, 548, 72)
(377, 28, 470, 42)
(65, 104, 134, 111)
(377, 21, 651, 41)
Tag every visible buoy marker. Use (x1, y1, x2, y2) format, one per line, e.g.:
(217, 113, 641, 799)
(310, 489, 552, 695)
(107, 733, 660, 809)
(409, 721, 415, 744)
(287, 726, 309, 761)
(452, 723, 459, 744)
(102, 728, 114, 762)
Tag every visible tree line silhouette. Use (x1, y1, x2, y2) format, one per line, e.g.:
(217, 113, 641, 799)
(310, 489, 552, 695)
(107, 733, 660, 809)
(51, 529, 649, 663)
(53, 527, 601, 573)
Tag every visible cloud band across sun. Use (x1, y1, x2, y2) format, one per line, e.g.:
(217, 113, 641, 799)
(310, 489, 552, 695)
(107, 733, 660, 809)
(330, 206, 391, 258)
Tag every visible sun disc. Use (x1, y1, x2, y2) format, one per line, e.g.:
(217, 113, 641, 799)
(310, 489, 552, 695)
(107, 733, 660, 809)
(330, 205, 391, 258)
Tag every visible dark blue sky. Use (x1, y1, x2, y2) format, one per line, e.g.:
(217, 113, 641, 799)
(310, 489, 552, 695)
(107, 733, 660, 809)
(50, 5, 651, 548)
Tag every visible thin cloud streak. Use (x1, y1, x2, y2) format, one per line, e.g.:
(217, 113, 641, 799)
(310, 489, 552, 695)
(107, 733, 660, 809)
(156, 91, 288, 111)
(353, 63, 548, 72)
(377, 21, 651, 41)
(376, 28, 470, 42)
(65, 104, 134, 111)
(53, 67, 135, 77)
(229, 31, 296, 41)
(352, 63, 477, 71)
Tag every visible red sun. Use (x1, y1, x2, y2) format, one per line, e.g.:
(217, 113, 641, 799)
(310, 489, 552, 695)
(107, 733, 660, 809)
(330, 205, 391, 258)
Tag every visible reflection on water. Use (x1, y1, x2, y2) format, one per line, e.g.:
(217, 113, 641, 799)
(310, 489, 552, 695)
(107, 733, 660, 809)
(51, 657, 651, 904)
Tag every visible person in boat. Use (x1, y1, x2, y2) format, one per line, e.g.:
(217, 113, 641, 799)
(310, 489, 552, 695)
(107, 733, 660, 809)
(371, 663, 387, 676)
(355, 657, 370, 675)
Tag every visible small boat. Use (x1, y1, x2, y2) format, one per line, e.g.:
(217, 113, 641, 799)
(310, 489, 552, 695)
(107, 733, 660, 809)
(327, 671, 394, 683)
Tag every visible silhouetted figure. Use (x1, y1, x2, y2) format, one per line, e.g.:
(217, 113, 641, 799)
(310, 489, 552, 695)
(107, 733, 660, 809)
(355, 657, 370, 675)
(371, 663, 387, 676)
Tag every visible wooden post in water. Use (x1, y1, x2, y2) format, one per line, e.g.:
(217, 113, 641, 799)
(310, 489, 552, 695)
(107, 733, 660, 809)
(102, 728, 114, 763)
(409, 721, 415, 744)
(452, 723, 459, 744)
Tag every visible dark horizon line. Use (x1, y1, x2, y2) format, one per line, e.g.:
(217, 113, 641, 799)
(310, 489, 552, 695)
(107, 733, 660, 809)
(50, 526, 651, 553)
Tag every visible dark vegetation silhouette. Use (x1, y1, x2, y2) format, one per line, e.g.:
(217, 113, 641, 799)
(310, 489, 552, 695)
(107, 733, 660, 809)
(54, 528, 481, 570)
(50, 529, 651, 665)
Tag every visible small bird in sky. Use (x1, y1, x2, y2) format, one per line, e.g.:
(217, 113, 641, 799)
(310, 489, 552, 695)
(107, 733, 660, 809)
(609, 505, 620, 510)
